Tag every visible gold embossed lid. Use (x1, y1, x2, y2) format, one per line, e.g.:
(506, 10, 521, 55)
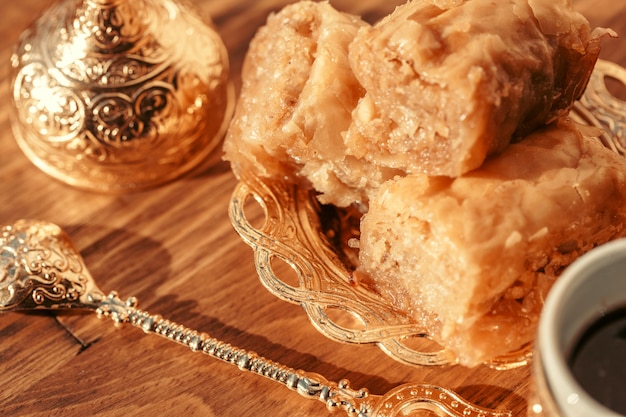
(9, 0, 234, 192)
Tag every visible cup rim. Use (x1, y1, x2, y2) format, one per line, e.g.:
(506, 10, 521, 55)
(537, 238, 626, 417)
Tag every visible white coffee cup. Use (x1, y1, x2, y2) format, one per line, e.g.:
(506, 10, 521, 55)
(530, 238, 626, 416)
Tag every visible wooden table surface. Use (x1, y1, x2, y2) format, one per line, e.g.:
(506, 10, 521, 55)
(1, 1, 624, 416)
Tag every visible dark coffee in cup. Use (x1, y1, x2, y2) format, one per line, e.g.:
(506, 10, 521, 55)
(568, 306, 626, 415)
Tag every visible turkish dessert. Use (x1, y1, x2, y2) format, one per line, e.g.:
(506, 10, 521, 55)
(345, 0, 608, 177)
(225, 0, 609, 208)
(224, 0, 619, 367)
(357, 120, 626, 366)
(224, 1, 395, 207)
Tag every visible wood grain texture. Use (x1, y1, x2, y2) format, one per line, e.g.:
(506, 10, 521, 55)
(0, 0, 623, 416)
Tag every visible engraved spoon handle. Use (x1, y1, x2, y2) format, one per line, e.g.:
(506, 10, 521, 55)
(96, 291, 511, 417)
(97, 291, 377, 416)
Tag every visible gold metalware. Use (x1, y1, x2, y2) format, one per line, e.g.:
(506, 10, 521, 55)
(9, 0, 234, 192)
(228, 59, 626, 369)
(0, 219, 510, 417)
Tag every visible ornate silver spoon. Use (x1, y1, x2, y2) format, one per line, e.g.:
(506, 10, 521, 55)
(0, 219, 511, 417)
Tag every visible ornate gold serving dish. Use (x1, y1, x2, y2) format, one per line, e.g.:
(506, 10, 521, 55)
(228, 60, 626, 369)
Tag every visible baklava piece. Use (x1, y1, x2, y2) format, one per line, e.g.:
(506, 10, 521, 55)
(357, 120, 626, 366)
